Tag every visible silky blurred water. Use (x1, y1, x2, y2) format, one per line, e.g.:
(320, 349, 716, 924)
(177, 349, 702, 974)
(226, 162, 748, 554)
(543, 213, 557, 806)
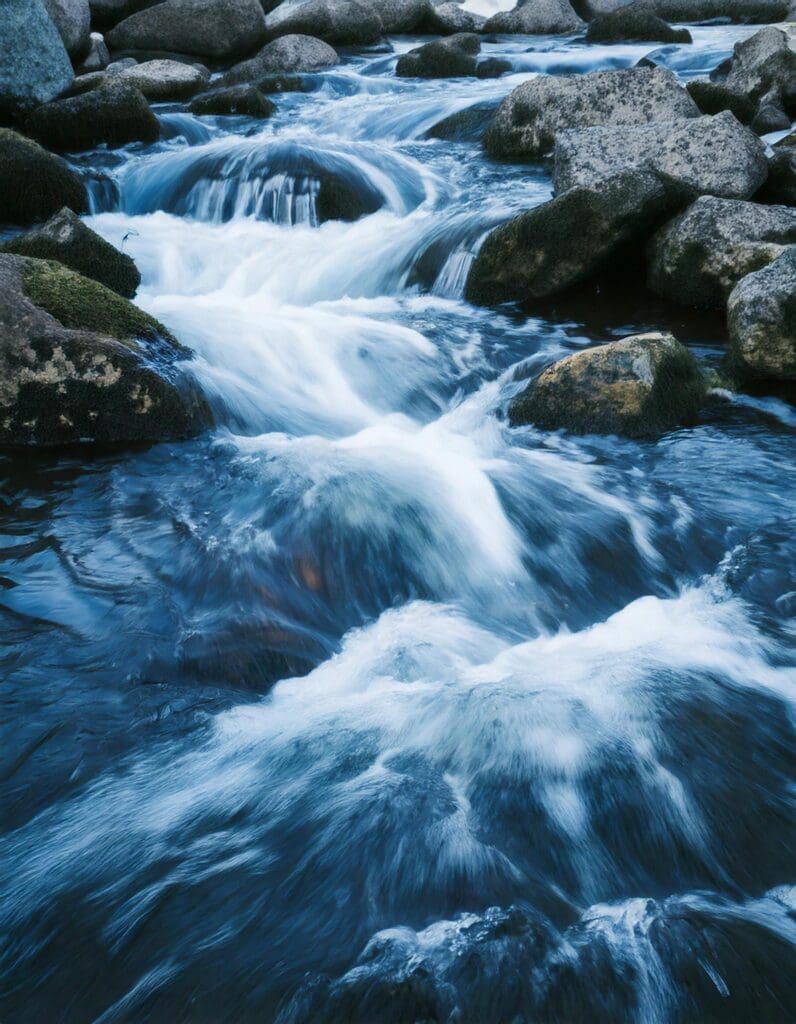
(1, 23, 794, 1024)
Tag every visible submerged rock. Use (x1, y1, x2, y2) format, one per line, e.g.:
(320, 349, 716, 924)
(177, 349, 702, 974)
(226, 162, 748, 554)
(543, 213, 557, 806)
(686, 80, 755, 124)
(0, 129, 88, 226)
(586, 5, 691, 43)
(483, 67, 697, 160)
(220, 35, 339, 86)
(0, 207, 141, 298)
(0, 0, 75, 119)
(25, 79, 160, 152)
(0, 254, 211, 447)
(727, 247, 796, 381)
(483, 0, 583, 34)
(425, 101, 498, 141)
(466, 167, 684, 306)
(647, 196, 796, 307)
(107, 0, 267, 59)
(553, 111, 768, 201)
(265, 0, 383, 46)
(117, 58, 209, 101)
(509, 332, 705, 437)
(189, 85, 276, 118)
(396, 33, 508, 78)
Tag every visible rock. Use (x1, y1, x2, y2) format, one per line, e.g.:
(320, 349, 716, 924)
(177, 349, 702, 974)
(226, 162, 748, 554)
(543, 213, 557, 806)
(264, 0, 383, 46)
(0, 129, 88, 226)
(189, 84, 276, 117)
(553, 111, 768, 201)
(117, 59, 209, 101)
(509, 332, 705, 437)
(475, 58, 513, 78)
(0, 207, 140, 297)
(107, 0, 267, 59)
(757, 148, 796, 206)
(425, 100, 498, 141)
(647, 0, 788, 20)
(0, 0, 75, 119)
(258, 74, 317, 93)
(686, 80, 755, 123)
(466, 167, 685, 306)
(727, 247, 796, 381)
(483, 0, 583, 35)
(750, 98, 791, 134)
(586, 4, 691, 43)
(368, 0, 431, 32)
(713, 27, 796, 106)
(42, 0, 90, 60)
(0, 254, 211, 447)
(483, 66, 698, 160)
(316, 178, 381, 221)
(396, 33, 480, 77)
(647, 195, 796, 307)
(423, 2, 484, 33)
(77, 33, 111, 73)
(220, 35, 338, 86)
(25, 79, 160, 152)
(89, 0, 159, 30)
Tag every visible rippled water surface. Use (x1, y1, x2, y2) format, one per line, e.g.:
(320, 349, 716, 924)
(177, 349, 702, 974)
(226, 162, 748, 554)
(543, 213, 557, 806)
(1, 22, 795, 1024)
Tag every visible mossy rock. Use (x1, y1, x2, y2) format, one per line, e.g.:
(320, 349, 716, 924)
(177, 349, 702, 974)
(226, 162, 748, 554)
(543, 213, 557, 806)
(0, 129, 88, 226)
(2, 207, 141, 298)
(509, 332, 706, 438)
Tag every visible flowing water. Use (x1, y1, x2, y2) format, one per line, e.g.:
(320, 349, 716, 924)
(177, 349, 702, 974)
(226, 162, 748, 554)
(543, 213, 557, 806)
(1, 24, 795, 1024)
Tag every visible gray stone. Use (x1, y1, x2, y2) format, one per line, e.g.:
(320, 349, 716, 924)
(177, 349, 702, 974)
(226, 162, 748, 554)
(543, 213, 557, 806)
(107, 0, 267, 59)
(189, 84, 276, 117)
(118, 58, 209, 101)
(646, 0, 789, 20)
(396, 33, 481, 77)
(220, 35, 338, 86)
(0, 129, 88, 226)
(77, 33, 111, 73)
(368, 0, 431, 32)
(89, 0, 159, 30)
(750, 97, 791, 134)
(483, 66, 698, 159)
(0, 0, 74, 119)
(586, 4, 691, 43)
(0, 254, 211, 447)
(466, 167, 685, 305)
(42, 0, 91, 59)
(714, 26, 796, 104)
(647, 195, 796, 307)
(508, 332, 705, 438)
(686, 80, 755, 123)
(553, 111, 768, 201)
(265, 0, 383, 46)
(483, 0, 583, 34)
(424, 2, 484, 33)
(727, 247, 796, 380)
(757, 149, 796, 206)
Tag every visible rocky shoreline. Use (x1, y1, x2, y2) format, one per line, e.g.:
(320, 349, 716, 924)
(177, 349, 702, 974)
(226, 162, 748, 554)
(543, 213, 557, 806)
(1, 0, 794, 446)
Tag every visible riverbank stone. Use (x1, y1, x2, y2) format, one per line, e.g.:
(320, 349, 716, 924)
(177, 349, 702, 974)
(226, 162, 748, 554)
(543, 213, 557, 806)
(483, 0, 583, 34)
(396, 34, 508, 78)
(0, 130, 88, 226)
(220, 35, 339, 86)
(264, 0, 383, 46)
(107, 0, 267, 59)
(727, 247, 796, 381)
(586, 5, 691, 43)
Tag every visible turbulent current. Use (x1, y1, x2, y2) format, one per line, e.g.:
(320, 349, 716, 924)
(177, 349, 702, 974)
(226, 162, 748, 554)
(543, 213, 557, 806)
(1, 22, 795, 1024)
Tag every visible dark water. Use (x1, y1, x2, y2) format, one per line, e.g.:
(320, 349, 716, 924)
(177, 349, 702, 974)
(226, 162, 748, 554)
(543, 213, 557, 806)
(1, 23, 795, 1024)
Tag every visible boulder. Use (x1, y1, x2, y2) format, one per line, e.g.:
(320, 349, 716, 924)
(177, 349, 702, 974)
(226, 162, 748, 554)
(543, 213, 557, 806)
(483, 66, 698, 160)
(713, 27, 796, 106)
(264, 0, 383, 46)
(0, 254, 211, 447)
(220, 35, 338, 86)
(686, 80, 754, 124)
(0, 0, 75, 120)
(509, 332, 704, 437)
(425, 100, 498, 141)
(0, 129, 88, 226)
(368, 0, 431, 32)
(750, 97, 791, 134)
(77, 32, 111, 73)
(756, 148, 796, 206)
(423, 3, 485, 33)
(466, 167, 685, 306)
(189, 84, 276, 117)
(0, 207, 140, 297)
(647, 195, 796, 307)
(483, 0, 583, 34)
(646, 0, 789, 20)
(42, 0, 90, 60)
(107, 0, 267, 59)
(25, 79, 160, 152)
(117, 59, 210, 101)
(727, 247, 796, 381)
(586, 5, 691, 43)
(396, 34, 481, 77)
(89, 0, 160, 29)
(553, 111, 768, 201)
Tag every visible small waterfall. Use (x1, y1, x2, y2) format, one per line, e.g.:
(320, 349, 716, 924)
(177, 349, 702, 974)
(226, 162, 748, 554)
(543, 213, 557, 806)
(431, 245, 476, 299)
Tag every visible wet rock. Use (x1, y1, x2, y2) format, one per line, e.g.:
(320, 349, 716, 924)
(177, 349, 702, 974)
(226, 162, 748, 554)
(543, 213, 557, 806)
(586, 4, 691, 43)
(117, 58, 210, 101)
(686, 80, 755, 124)
(189, 84, 276, 118)
(756, 148, 796, 206)
(424, 2, 485, 34)
(0, 0, 75, 119)
(220, 35, 338, 86)
(483, 66, 697, 160)
(483, 0, 583, 35)
(25, 79, 160, 152)
(396, 33, 481, 77)
(727, 247, 796, 381)
(750, 98, 791, 134)
(107, 0, 267, 59)
(0, 254, 211, 447)
(77, 32, 111, 73)
(425, 100, 498, 141)
(647, 195, 796, 307)
(466, 167, 685, 306)
(264, 0, 383, 46)
(647, 0, 789, 20)
(369, 0, 431, 32)
(0, 207, 140, 298)
(42, 0, 91, 60)
(509, 332, 705, 437)
(0, 129, 88, 226)
(553, 111, 768, 201)
(317, 177, 382, 222)
(712, 27, 796, 107)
